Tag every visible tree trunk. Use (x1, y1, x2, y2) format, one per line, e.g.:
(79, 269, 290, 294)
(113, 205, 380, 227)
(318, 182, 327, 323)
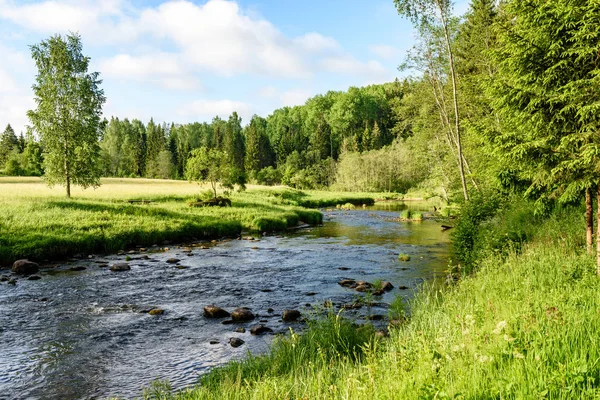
(596, 184, 600, 274)
(65, 138, 71, 199)
(586, 187, 593, 255)
(438, 2, 468, 201)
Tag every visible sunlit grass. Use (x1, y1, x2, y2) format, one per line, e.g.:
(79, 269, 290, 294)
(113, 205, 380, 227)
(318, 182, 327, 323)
(137, 206, 600, 399)
(0, 178, 386, 265)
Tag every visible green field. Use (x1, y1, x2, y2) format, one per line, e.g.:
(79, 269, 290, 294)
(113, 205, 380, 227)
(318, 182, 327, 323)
(136, 203, 600, 399)
(0, 177, 378, 266)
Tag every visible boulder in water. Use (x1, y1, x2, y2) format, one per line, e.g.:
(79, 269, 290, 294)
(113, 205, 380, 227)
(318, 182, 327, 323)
(381, 281, 394, 291)
(250, 324, 273, 335)
(282, 310, 301, 322)
(203, 305, 230, 318)
(110, 263, 131, 272)
(27, 275, 42, 281)
(338, 279, 356, 288)
(229, 337, 245, 348)
(12, 259, 39, 275)
(166, 258, 180, 264)
(231, 308, 255, 322)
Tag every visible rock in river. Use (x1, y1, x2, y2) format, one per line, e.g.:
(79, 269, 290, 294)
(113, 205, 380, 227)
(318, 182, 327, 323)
(203, 305, 230, 318)
(229, 337, 245, 348)
(231, 308, 255, 322)
(250, 325, 273, 335)
(282, 310, 301, 322)
(27, 275, 42, 281)
(166, 258, 180, 264)
(148, 309, 164, 316)
(12, 259, 39, 275)
(338, 279, 356, 288)
(110, 263, 131, 272)
(381, 281, 394, 292)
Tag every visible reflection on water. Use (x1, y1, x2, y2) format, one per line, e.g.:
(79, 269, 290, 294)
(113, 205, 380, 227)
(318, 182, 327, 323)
(0, 203, 450, 400)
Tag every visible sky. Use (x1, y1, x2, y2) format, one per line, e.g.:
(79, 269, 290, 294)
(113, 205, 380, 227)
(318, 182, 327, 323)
(0, 0, 470, 134)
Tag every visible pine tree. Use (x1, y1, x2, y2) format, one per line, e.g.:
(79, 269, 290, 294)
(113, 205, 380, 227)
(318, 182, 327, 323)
(0, 124, 19, 166)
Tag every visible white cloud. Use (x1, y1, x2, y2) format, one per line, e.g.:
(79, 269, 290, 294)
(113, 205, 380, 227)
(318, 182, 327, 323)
(178, 99, 253, 121)
(369, 44, 397, 60)
(280, 89, 312, 107)
(0, 0, 137, 44)
(98, 53, 202, 91)
(136, 0, 309, 78)
(294, 33, 340, 53)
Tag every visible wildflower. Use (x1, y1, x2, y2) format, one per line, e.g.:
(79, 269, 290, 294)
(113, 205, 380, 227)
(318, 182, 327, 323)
(492, 320, 507, 334)
(465, 314, 475, 326)
(503, 334, 515, 342)
(513, 351, 525, 359)
(478, 355, 493, 363)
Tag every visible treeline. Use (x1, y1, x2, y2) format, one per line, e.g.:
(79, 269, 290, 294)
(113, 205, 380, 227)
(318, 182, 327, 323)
(95, 80, 414, 190)
(0, 124, 43, 176)
(3, 0, 599, 215)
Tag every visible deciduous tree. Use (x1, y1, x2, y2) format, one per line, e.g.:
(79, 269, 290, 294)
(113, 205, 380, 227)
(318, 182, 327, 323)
(27, 33, 105, 198)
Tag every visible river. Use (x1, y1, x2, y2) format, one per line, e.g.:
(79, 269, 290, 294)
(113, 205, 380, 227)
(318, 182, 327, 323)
(0, 202, 450, 400)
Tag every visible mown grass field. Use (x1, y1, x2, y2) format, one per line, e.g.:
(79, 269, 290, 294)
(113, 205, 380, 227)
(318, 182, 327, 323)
(138, 205, 600, 399)
(0, 177, 377, 266)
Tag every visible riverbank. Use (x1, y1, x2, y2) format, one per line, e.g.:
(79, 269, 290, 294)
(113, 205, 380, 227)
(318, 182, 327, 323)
(0, 177, 379, 266)
(143, 200, 600, 399)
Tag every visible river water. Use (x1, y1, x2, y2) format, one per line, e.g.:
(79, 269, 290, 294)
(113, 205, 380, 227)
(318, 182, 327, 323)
(0, 203, 450, 400)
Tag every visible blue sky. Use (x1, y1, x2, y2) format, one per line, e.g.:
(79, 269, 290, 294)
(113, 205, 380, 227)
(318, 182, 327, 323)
(0, 0, 470, 134)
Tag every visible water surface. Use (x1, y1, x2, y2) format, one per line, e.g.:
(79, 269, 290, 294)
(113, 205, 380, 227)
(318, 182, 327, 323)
(0, 205, 449, 400)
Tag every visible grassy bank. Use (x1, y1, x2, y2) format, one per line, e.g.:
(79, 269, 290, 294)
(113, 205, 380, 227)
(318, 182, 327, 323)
(141, 202, 600, 399)
(0, 178, 380, 266)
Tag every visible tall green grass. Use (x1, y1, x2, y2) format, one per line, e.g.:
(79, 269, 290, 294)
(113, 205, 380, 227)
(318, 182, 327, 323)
(140, 201, 600, 399)
(0, 178, 338, 265)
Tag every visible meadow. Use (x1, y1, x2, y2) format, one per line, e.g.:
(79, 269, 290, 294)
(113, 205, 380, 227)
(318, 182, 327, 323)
(0, 177, 378, 266)
(138, 203, 600, 399)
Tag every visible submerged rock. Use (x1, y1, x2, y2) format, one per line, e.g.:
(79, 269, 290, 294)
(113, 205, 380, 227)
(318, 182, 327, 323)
(70, 266, 87, 272)
(27, 275, 42, 281)
(148, 309, 164, 316)
(338, 279, 356, 288)
(229, 337, 245, 348)
(12, 259, 39, 275)
(110, 263, 131, 272)
(231, 308, 255, 322)
(166, 258, 180, 264)
(250, 324, 273, 335)
(203, 305, 230, 318)
(234, 327, 246, 333)
(282, 310, 301, 322)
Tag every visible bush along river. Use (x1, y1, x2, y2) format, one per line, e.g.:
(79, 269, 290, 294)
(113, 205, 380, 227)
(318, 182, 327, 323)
(0, 202, 450, 400)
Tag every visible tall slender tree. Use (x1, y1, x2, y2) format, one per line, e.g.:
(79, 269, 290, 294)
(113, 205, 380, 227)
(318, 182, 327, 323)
(395, 0, 469, 200)
(27, 33, 105, 198)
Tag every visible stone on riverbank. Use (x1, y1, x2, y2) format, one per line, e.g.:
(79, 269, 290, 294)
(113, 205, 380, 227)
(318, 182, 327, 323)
(12, 259, 39, 275)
